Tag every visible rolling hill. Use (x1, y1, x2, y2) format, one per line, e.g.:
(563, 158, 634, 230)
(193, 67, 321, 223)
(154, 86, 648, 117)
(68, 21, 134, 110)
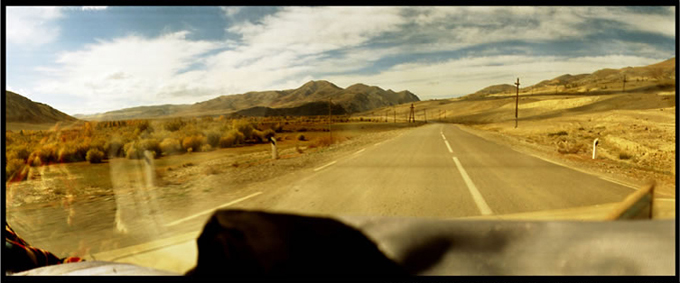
(77, 81, 420, 120)
(463, 57, 676, 99)
(5, 91, 78, 124)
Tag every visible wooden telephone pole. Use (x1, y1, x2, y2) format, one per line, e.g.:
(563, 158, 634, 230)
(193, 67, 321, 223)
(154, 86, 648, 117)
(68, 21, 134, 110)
(408, 103, 415, 123)
(393, 109, 396, 123)
(622, 75, 627, 92)
(424, 110, 427, 123)
(515, 78, 520, 129)
(328, 98, 332, 141)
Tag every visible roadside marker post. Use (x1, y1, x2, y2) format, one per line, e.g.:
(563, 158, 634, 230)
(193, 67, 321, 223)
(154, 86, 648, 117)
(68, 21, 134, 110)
(592, 138, 599, 159)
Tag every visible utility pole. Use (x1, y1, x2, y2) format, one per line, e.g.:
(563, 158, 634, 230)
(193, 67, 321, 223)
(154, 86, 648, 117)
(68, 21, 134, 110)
(408, 103, 415, 123)
(328, 98, 332, 141)
(515, 77, 520, 129)
(439, 109, 441, 121)
(385, 110, 389, 122)
(393, 109, 396, 123)
(622, 75, 627, 92)
(424, 110, 427, 123)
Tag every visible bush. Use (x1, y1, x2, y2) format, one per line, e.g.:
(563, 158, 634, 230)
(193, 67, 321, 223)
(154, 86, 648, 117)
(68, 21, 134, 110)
(206, 131, 221, 148)
(124, 142, 142, 159)
(139, 139, 162, 158)
(557, 141, 584, 154)
(182, 135, 205, 152)
(619, 152, 633, 160)
(8, 146, 31, 161)
(297, 134, 306, 141)
(200, 144, 214, 152)
(57, 145, 80, 163)
(164, 119, 185, 132)
(271, 123, 283, 133)
(219, 136, 236, 148)
(261, 129, 275, 141)
(252, 129, 265, 143)
(105, 139, 124, 158)
(548, 131, 569, 137)
(74, 142, 90, 161)
(313, 136, 334, 148)
(86, 149, 105, 164)
(233, 120, 254, 140)
(160, 138, 182, 155)
(6, 158, 26, 180)
(31, 145, 58, 165)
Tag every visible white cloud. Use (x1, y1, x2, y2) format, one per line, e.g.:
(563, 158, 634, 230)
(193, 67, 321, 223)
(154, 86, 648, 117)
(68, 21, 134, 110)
(35, 31, 224, 113)
(81, 6, 108, 11)
(221, 6, 243, 17)
(7, 7, 63, 47)
(325, 55, 663, 99)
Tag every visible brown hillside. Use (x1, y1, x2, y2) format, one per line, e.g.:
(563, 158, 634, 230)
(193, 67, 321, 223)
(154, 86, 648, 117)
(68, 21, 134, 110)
(5, 91, 77, 124)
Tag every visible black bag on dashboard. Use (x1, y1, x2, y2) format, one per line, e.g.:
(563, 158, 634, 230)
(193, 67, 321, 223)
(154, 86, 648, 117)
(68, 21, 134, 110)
(186, 209, 407, 276)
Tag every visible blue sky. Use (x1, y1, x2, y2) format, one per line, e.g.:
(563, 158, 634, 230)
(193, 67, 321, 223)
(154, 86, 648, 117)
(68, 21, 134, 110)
(6, 6, 676, 115)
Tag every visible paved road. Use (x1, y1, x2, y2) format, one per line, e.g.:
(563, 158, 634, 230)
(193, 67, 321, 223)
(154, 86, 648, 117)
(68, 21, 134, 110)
(86, 122, 641, 273)
(227, 123, 635, 219)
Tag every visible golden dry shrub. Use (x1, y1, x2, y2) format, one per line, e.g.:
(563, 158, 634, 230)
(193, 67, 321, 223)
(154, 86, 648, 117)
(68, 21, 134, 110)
(104, 139, 125, 158)
(86, 148, 105, 164)
(219, 129, 246, 148)
(74, 142, 90, 161)
(160, 138, 182, 156)
(6, 158, 26, 181)
(30, 144, 59, 165)
(313, 136, 334, 148)
(252, 129, 265, 143)
(232, 119, 254, 140)
(182, 135, 205, 153)
(7, 145, 31, 162)
(218, 135, 236, 148)
(124, 142, 141, 159)
(163, 119, 185, 132)
(139, 138, 162, 157)
(297, 134, 306, 141)
(199, 144, 214, 152)
(57, 145, 80, 163)
(206, 131, 221, 148)
(261, 129, 275, 140)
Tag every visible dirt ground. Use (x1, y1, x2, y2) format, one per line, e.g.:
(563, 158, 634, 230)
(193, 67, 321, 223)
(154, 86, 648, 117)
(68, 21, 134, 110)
(5, 122, 419, 258)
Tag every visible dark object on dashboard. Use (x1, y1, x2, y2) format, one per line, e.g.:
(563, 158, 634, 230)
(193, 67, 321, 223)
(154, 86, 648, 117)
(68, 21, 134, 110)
(186, 209, 408, 276)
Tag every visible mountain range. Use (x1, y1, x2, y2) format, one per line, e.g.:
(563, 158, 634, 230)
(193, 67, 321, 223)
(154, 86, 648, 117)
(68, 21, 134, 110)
(465, 57, 675, 98)
(74, 80, 420, 120)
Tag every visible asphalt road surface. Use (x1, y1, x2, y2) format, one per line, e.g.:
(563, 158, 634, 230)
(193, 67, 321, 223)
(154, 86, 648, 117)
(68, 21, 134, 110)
(221, 123, 635, 219)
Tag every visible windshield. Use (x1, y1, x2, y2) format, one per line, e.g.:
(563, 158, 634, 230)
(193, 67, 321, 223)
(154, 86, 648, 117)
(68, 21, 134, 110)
(4, 6, 676, 275)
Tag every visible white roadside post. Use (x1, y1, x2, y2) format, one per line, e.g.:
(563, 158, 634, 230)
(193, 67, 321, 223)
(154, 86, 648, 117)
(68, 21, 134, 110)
(270, 137, 279, 160)
(592, 138, 599, 159)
